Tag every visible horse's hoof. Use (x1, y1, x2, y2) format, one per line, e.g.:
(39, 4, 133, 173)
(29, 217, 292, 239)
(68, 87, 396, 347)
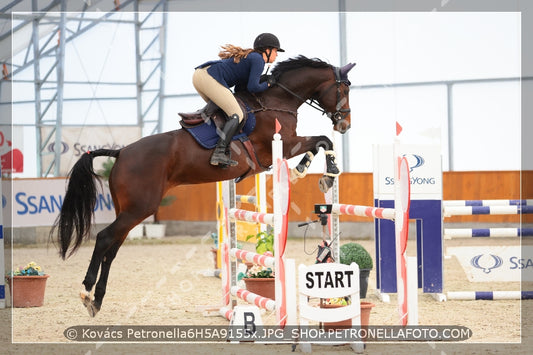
(318, 176, 334, 193)
(80, 291, 100, 317)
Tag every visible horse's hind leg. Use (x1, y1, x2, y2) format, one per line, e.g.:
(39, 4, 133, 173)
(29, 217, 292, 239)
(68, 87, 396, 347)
(90, 242, 121, 315)
(80, 213, 142, 317)
(80, 225, 116, 317)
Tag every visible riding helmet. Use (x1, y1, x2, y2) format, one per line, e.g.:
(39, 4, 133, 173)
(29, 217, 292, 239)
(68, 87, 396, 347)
(253, 33, 285, 52)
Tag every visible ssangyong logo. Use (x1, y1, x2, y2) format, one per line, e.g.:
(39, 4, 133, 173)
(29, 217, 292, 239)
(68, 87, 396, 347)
(383, 152, 436, 185)
(47, 141, 69, 154)
(470, 254, 503, 274)
(403, 154, 425, 172)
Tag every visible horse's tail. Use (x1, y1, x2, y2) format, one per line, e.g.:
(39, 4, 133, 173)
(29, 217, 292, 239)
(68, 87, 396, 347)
(53, 149, 120, 260)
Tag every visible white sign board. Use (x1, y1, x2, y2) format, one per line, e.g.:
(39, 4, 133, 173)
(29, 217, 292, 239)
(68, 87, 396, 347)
(40, 126, 140, 176)
(447, 246, 533, 282)
(5, 178, 116, 227)
(373, 144, 442, 200)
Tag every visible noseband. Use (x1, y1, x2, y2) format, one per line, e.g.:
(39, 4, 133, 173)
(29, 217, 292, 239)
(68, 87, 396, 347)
(318, 67, 351, 127)
(275, 66, 351, 127)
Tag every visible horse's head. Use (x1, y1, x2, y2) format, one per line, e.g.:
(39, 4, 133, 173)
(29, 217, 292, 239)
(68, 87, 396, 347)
(314, 62, 355, 134)
(271, 57, 355, 134)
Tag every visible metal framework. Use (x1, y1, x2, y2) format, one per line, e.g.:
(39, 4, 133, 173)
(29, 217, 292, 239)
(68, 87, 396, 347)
(0, 0, 168, 176)
(0, 3, 527, 176)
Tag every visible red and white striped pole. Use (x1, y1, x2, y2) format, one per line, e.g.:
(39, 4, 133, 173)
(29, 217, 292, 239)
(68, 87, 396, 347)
(394, 122, 416, 326)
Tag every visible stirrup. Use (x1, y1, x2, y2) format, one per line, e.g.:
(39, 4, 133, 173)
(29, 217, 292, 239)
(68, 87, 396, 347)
(210, 148, 238, 167)
(211, 156, 238, 167)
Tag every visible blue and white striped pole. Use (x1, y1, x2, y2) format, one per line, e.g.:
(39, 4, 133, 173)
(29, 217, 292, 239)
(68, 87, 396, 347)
(444, 228, 533, 239)
(447, 291, 533, 300)
(443, 199, 532, 207)
(443, 205, 533, 217)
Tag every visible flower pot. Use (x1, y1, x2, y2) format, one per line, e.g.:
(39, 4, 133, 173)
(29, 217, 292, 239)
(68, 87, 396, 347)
(360, 301, 375, 327)
(320, 301, 375, 332)
(243, 278, 275, 300)
(320, 303, 352, 330)
(145, 224, 165, 239)
(359, 268, 371, 298)
(7, 275, 50, 307)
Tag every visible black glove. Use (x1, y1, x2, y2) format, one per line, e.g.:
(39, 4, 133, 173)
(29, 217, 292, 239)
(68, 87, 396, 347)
(260, 74, 276, 86)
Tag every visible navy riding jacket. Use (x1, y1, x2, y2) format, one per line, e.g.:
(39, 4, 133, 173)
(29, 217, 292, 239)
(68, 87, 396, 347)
(196, 51, 268, 93)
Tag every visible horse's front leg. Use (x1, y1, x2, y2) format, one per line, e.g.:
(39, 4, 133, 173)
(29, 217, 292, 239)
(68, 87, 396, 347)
(286, 135, 340, 193)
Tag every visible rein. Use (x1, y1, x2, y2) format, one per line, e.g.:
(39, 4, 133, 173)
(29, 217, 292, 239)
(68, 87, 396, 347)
(248, 93, 298, 118)
(275, 81, 326, 114)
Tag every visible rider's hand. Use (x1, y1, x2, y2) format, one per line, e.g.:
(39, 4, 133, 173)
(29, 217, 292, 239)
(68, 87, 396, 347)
(260, 74, 276, 86)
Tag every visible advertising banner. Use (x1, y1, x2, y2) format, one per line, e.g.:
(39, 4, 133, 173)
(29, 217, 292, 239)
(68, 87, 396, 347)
(373, 144, 442, 200)
(447, 246, 533, 282)
(5, 178, 116, 227)
(40, 126, 140, 176)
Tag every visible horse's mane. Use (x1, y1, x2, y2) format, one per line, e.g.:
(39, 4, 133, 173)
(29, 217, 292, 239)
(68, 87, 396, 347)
(271, 55, 332, 81)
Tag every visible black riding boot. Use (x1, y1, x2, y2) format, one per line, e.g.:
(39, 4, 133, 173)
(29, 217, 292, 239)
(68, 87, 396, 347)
(210, 114, 240, 167)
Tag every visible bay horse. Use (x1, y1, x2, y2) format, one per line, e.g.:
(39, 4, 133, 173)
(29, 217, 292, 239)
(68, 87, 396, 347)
(52, 55, 355, 317)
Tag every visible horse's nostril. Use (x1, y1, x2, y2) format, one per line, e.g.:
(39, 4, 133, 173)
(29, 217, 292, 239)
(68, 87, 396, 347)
(335, 120, 351, 134)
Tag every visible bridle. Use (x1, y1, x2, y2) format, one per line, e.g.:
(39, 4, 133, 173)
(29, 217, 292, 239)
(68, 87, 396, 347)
(274, 66, 351, 128)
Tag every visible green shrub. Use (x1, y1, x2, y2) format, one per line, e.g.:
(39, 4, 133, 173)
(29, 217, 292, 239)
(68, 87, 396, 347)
(339, 242, 373, 270)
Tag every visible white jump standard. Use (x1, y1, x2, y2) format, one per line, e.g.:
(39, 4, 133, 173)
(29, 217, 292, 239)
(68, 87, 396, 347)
(219, 132, 296, 327)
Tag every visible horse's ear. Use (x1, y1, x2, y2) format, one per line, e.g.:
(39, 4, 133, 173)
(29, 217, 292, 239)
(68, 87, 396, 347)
(340, 63, 356, 78)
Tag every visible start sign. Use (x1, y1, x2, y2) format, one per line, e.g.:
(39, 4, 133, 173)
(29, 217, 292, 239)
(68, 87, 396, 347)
(299, 262, 360, 299)
(305, 269, 355, 289)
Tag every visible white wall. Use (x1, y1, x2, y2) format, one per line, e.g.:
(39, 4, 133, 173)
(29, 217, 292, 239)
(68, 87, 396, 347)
(12, 12, 522, 176)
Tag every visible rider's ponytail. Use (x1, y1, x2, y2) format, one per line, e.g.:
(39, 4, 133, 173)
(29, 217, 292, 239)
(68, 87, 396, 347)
(218, 44, 255, 63)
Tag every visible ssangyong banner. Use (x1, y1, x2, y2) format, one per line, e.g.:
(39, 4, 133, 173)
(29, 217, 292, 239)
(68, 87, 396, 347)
(5, 178, 116, 227)
(373, 144, 443, 200)
(447, 246, 533, 282)
(40, 126, 140, 176)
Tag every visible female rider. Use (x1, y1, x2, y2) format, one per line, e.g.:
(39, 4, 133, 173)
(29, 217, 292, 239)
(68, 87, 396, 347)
(193, 33, 284, 167)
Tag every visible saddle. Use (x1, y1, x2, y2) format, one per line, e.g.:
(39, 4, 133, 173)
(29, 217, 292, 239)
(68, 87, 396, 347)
(178, 97, 265, 177)
(178, 97, 249, 130)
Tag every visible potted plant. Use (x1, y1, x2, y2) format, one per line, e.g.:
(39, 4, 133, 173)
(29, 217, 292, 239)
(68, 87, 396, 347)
(6, 261, 50, 307)
(320, 297, 352, 330)
(321, 242, 376, 331)
(242, 263, 275, 300)
(320, 296, 375, 337)
(243, 230, 274, 270)
(246, 230, 274, 255)
(339, 242, 373, 298)
(316, 244, 375, 332)
(242, 230, 275, 299)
